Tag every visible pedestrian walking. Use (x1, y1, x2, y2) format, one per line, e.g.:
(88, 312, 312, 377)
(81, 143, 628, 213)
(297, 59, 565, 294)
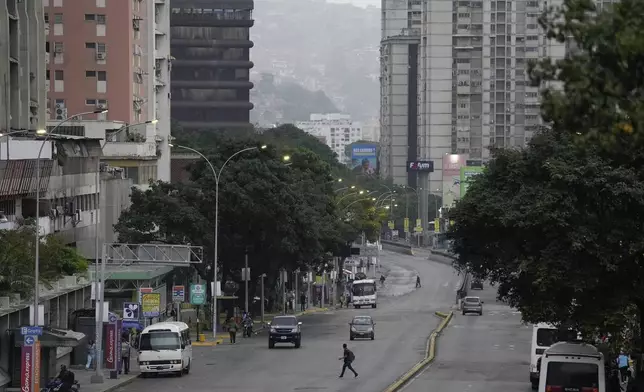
(300, 293, 306, 312)
(120, 337, 131, 374)
(227, 317, 239, 344)
(618, 352, 629, 382)
(416, 275, 421, 288)
(85, 340, 96, 370)
(338, 343, 358, 378)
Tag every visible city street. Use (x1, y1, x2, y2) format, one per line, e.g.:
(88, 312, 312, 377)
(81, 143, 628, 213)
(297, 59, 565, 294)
(114, 250, 462, 392)
(402, 281, 532, 392)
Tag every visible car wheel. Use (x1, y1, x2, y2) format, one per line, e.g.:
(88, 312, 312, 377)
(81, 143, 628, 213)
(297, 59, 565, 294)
(372, 304, 376, 309)
(355, 305, 360, 309)
(462, 311, 466, 315)
(479, 311, 483, 316)
(371, 333, 375, 340)
(531, 381, 538, 390)
(141, 373, 148, 379)
(269, 340, 275, 349)
(176, 370, 183, 378)
(295, 339, 301, 348)
(350, 335, 355, 341)
(184, 360, 191, 374)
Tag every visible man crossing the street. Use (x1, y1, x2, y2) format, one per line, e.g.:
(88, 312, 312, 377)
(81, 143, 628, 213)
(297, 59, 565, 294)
(338, 343, 358, 378)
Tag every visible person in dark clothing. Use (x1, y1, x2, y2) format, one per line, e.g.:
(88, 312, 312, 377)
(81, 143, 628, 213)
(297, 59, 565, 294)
(120, 337, 131, 374)
(338, 343, 358, 378)
(300, 293, 306, 312)
(416, 275, 421, 288)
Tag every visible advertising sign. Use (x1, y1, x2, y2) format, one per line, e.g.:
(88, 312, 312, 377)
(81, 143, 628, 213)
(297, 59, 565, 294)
(123, 303, 140, 321)
(190, 284, 207, 305)
(403, 217, 410, 233)
(460, 166, 485, 197)
(434, 218, 440, 233)
(104, 323, 116, 370)
(116, 319, 122, 373)
(351, 144, 378, 176)
(442, 154, 468, 207)
(21, 343, 32, 392)
(172, 285, 185, 302)
(141, 293, 161, 317)
(34, 340, 40, 392)
(407, 161, 434, 172)
(138, 287, 153, 304)
(387, 221, 394, 230)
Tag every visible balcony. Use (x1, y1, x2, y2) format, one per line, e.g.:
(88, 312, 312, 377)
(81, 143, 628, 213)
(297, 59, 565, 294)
(102, 142, 157, 159)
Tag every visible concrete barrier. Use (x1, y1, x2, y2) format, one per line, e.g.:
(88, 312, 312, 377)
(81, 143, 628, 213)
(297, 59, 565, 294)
(381, 240, 414, 255)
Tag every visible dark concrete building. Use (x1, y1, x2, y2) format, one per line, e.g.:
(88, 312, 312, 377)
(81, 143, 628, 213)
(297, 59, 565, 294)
(170, 1, 254, 130)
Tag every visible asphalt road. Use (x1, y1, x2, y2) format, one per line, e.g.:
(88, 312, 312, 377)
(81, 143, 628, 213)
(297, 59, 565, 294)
(402, 281, 533, 392)
(114, 250, 462, 392)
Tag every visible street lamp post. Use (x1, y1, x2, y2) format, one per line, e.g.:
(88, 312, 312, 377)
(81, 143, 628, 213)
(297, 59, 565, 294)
(92, 118, 155, 384)
(169, 143, 266, 334)
(33, 110, 106, 333)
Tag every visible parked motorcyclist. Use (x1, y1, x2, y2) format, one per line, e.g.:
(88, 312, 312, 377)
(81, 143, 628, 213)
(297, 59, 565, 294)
(53, 365, 75, 392)
(379, 275, 386, 285)
(242, 313, 253, 336)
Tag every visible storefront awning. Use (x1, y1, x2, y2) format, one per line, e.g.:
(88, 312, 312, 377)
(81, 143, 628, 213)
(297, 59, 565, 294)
(14, 327, 85, 348)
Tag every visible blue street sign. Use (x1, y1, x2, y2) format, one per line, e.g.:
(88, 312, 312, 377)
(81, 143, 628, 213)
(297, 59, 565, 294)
(24, 335, 35, 346)
(21, 326, 42, 336)
(109, 314, 117, 323)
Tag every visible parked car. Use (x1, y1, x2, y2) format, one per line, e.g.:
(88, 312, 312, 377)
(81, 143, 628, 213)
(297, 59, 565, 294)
(470, 279, 483, 290)
(462, 296, 484, 316)
(268, 315, 302, 348)
(349, 315, 375, 341)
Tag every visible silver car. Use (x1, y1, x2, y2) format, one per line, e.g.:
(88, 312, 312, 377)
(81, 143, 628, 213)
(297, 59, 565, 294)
(462, 296, 484, 316)
(349, 315, 375, 340)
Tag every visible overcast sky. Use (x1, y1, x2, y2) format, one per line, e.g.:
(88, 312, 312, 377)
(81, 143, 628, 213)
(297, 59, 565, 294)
(327, 0, 380, 8)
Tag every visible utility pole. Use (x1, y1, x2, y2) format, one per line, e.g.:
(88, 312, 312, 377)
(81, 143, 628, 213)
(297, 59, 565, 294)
(294, 270, 299, 313)
(260, 274, 266, 323)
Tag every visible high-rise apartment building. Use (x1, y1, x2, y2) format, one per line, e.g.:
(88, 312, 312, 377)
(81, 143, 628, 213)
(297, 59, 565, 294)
(380, 0, 568, 192)
(0, 0, 47, 134)
(296, 114, 363, 164)
(170, 0, 255, 130)
(44, 0, 171, 181)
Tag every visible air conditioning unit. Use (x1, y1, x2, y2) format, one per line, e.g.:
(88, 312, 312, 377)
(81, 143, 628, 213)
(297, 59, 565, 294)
(55, 103, 65, 109)
(55, 107, 67, 120)
(54, 45, 63, 53)
(96, 52, 106, 60)
(96, 104, 107, 111)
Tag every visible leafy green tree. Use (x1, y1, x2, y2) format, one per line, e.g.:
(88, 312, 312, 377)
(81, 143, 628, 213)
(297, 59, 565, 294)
(0, 220, 89, 298)
(450, 0, 644, 354)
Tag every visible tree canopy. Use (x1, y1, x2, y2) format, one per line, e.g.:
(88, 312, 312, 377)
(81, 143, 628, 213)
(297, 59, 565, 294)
(449, 0, 644, 353)
(0, 220, 89, 299)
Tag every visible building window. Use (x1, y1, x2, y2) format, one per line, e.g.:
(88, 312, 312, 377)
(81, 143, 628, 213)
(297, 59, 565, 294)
(54, 13, 63, 24)
(97, 14, 106, 24)
(53, 42, 64, 53)
(85, 42, 96, 49)
(98, 71, 107, 81)
(46, 70, 50, 79)
(45, 42, 50, 52)
(97, 43, 106, 53)
(98, 99, 108, 106)
(44, 13, 49, 23)
(86, 71, 96, 77)
(86, 99, 97, 106)
(85, 14, 96, 21)
(54, 70, 64, 80)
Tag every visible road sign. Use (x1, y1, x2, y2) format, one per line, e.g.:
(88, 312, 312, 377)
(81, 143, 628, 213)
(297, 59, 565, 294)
(108, 313, 117, 323)
(21, 326, 42, 336)
(24, 336, 35, 346)
(190, 284, 206, 305)
(241, 268, 251, 282)
(123, 303, 140, 320)
(172, 285, 185, 302)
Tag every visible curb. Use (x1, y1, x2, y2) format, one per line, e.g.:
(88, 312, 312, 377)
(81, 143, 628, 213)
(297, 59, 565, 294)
(100, 374, 140, 392)
(193, 338, 224, 346)
(381, 310, 454, 392)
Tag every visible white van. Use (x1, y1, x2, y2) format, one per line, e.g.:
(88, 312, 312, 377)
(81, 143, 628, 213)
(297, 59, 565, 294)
(138, 322, 192, 377)
(538, 342, 605, 392)
(531, 323, 558, 388)
(352, 279, 377, 308)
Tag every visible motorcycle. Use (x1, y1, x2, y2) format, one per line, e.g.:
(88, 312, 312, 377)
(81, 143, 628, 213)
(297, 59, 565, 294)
(243, 320, 253, 337)
(41, 378, 80, 392)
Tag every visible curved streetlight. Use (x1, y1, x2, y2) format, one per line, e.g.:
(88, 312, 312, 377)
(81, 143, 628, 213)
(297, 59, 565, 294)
(336, 189, 372, 204)
(343, 197, 376, 210)
(168, 143, 267, 333)
(33, 109, 107, 330)
(335, 185, 356, 193)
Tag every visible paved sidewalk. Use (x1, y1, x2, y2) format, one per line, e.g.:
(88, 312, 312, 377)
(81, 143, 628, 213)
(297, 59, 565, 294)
(72, 357, 139, 392)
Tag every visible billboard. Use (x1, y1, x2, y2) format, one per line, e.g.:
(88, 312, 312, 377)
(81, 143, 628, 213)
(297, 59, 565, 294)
(406, 161, 434, 172)
(351, 144, 378, 176)
(460, 166, 485, 197)
(442, 154, 468, 207)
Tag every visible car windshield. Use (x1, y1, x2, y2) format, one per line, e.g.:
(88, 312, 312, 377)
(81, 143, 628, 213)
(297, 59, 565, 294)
(272, 317, 297, 326)
(353, 283, 375, 296)
(139, 331, 180, 351)
(537, 328, 558, 347)
(465, 297, 480, 304)
(352, 317, 372, 325)
(546, 362, 599, 388)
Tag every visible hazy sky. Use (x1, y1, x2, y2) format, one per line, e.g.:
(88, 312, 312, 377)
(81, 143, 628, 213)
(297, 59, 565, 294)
(327, 0, 380, 8)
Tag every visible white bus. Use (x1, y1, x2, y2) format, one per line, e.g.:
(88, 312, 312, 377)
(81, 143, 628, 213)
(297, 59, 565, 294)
(138, 322, 192, 377)
(352, 279, 377, 308)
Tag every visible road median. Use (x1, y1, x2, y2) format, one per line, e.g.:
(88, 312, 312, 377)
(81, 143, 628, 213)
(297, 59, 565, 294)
(381, 310, 454, 392)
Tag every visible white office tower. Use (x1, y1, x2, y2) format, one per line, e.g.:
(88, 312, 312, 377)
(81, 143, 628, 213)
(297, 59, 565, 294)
(379, 0, 422, 187)
(417, 0, 568, 192)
